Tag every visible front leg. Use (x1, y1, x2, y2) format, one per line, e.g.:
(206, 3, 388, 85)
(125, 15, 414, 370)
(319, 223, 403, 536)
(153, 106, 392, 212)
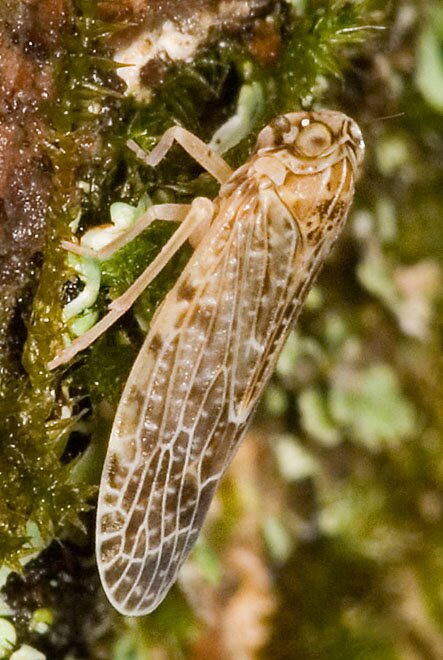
(128, 126, 233, 185)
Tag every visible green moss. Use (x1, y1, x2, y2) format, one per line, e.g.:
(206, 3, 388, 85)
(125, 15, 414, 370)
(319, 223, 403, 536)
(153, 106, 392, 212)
(0, 0, 120, 565)
(280, 0, 384, 110)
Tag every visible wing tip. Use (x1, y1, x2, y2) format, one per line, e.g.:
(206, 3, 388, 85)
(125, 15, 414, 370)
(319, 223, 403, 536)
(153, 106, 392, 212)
(96, 541, 176, 617)
(97, 559, 171, 617)
(105, 591, 165, 617)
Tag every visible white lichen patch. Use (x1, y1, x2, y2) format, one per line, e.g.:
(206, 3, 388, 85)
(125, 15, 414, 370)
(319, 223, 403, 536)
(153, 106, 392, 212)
(115, 19, 211, 100)
(115, 2, 251, 100)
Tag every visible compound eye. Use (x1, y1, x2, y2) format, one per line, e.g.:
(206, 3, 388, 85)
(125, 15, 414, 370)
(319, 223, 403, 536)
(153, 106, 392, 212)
(348, 120, 364, 147)
(296, 122, 332, 157)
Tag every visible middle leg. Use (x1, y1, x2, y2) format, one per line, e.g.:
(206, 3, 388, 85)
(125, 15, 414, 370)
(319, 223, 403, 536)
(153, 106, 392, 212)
(63, 203, 191, 261)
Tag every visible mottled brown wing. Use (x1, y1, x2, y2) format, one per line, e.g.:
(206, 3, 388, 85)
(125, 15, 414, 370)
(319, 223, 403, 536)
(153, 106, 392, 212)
(96, 183, 300, 615)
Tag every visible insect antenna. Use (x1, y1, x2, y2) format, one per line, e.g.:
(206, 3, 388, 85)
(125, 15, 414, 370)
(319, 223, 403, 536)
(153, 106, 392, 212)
(363, 112, 406, 124)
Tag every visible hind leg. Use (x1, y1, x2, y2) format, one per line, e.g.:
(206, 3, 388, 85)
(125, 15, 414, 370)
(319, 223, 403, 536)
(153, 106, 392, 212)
(48, 197, 215, 370)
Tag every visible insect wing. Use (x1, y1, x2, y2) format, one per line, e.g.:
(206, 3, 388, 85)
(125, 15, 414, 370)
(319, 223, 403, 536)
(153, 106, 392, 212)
(96, 184, 300, 615)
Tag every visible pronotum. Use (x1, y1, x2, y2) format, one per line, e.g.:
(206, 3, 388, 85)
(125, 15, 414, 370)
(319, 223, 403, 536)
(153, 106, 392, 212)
(49, 110, 365, 615)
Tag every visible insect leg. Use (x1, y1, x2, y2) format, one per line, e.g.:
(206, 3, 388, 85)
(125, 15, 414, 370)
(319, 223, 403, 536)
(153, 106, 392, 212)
(62, 204, 191, 261)
(128, 126, 233, 184)
(48, 197, 215, 370)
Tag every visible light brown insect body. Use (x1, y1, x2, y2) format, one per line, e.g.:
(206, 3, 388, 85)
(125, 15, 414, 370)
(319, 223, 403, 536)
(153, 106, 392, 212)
(51, 111, 364, 615)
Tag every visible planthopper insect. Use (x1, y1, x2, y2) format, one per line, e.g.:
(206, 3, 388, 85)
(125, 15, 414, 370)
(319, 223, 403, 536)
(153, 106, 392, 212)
(49, 110, 364, 615)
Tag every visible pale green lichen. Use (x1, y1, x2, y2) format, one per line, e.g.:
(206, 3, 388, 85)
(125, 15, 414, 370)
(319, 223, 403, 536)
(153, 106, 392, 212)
(264, 382, 288, 417)
(190, 540, 221, 587)
(329, 364, 417, 450)
(209, 81, 265, 153)
(0, 618, 16, 659)
(63, 255, 100, 328)
(274, 435, 320, 481)
(29, 608, 54, 635)
(299, 388, 342, 447)
(416, 8, 443, 113)
(10, 646, 46, 660)
(262, 516, 293, 564)
(62, 194, 152, 337)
